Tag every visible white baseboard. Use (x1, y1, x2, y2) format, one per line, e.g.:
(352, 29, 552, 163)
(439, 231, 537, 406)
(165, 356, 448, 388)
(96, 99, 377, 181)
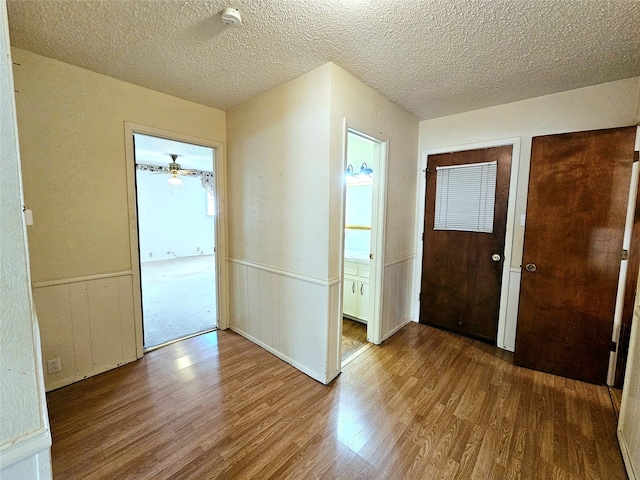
(382, 318, 412, 342)
(44, 355, 138, 392)
(230, 326, 328, 385)
(618, 428, 638, 480)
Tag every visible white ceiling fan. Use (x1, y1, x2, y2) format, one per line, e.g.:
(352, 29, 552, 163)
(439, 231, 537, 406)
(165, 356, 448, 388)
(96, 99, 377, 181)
(166, 154, 200, 185)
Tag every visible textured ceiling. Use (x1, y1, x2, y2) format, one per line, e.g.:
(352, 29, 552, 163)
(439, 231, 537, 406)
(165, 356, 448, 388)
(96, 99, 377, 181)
(7, 0, 640, 120)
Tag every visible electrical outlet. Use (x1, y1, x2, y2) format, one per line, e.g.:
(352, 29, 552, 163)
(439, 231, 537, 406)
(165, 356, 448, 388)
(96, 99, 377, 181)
(47, 358, 61, 374)
(196, 247, 200, 252)
(149, 252, 153, 258)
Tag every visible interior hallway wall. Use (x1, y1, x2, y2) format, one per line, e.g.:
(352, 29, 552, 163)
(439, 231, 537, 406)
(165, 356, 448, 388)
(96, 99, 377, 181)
(11, 47, 226, 391)
(418, 76, 640, 351)
(0, 5, 51, 476)
(227, 64, 333, 382)
(328, 64, 419, 377)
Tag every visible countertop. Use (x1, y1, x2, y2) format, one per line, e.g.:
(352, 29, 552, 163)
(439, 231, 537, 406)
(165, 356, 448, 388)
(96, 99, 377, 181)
(344, 250, 370, 263)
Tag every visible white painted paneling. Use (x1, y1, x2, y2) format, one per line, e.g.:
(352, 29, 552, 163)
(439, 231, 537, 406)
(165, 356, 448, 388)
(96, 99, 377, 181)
(117, 276, 137, 361)
(88, 279, 123, 368)
(618, 272, 640, 480)
(0, 448, 51, 480)
(381, 257, 414, 341)
(229, 260, 330, 383)
(327, 281, 341, 382)
(33, 273, 138, 391)
(69, 282, 92, 376)
(33, 285, 76, 376)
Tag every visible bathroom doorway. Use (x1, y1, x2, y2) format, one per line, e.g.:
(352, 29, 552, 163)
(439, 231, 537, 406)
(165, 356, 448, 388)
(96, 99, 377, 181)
(341, 129, 386, 366)
(133, 133, 217, 350)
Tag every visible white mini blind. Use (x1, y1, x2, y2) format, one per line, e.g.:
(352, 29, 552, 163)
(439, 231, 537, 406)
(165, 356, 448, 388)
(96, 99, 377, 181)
(434, 161, 497, 233)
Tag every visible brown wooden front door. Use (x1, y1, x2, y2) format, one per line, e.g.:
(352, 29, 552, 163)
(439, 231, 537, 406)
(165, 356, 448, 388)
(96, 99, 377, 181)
(419, 146, 513, 343)
(514, 126, 637, 384)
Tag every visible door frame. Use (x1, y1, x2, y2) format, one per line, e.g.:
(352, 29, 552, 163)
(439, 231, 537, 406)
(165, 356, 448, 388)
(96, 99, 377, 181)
(412, 137, 522, 350)
(339, 120, 389, 348)
(124, 123, 229, 358)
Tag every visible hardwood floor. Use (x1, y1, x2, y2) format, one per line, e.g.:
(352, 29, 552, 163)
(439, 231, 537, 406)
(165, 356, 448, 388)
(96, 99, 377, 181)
(47, 322, 627, 479)
(341, 317, 368, 362)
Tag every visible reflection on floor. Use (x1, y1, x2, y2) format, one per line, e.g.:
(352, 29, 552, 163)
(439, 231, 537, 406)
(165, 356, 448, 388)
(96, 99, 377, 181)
(141, 255, 216, 349)
(342, 317, 369, 366)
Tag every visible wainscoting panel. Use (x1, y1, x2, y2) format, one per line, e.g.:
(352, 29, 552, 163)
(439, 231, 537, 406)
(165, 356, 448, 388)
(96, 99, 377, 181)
(33, 272, 138, 391)
(382, 256, 414, 341)
(228, 260, 330, 383)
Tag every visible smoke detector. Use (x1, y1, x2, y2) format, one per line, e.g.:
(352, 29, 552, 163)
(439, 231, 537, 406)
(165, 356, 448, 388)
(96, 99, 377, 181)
(221, 8, 242, 27)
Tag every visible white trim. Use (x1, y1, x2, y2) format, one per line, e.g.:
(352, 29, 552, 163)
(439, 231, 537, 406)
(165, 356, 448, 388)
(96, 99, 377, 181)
(608, 133, 640, 384)
(227, 257, 339, 286)
(342, 121, 389, 347)
(124, 123, 228, 359)
(618, 428, 638, 480)
(382, 318, 412, 342)
(412, 137, 522, 350)
(230, 326, 327, 384)
(0, 428, 51, 471)
(384, 254, 415, 268)
(32, 270, 133, 289)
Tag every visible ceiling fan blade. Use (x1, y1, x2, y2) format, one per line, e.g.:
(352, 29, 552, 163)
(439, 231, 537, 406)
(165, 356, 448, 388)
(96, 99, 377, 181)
(178, 169, 201, 176)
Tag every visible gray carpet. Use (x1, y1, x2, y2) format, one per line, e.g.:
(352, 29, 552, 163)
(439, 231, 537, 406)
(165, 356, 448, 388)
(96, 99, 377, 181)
(141, 255, 217, 349)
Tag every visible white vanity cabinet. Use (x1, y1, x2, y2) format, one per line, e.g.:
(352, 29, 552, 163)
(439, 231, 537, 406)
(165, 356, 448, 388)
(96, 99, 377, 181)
(343, 260, 370, 322)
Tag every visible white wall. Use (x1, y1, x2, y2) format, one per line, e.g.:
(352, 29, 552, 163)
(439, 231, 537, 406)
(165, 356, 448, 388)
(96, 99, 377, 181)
(418, 77, 640, 351)
(227, 64, 333, 383)
(11, 47, 227, 390)
(136, 170, 215, 261)
(227, 63, 419, 383)
(0, 3, 51, 476)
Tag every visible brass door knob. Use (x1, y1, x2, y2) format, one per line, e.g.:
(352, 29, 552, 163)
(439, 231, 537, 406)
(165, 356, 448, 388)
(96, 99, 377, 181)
(492, 254, 501, 262)
(525, 263, 537, 272)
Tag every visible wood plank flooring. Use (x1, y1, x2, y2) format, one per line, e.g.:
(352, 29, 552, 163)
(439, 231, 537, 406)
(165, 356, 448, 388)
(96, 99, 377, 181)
(341, 318, 368, 361)
(46, 322, 627, 479)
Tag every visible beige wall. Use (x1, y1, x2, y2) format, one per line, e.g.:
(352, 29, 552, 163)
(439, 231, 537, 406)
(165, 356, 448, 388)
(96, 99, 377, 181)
(227, 63, 332, 279)
(419, 76, 640, 269)
(12, 47, 226, 283)
(12, 48, 226, 390)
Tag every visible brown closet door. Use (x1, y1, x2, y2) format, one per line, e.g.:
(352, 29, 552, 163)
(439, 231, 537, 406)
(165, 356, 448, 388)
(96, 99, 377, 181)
(419, 146, 512, 343)
(515, 127, 636, 384)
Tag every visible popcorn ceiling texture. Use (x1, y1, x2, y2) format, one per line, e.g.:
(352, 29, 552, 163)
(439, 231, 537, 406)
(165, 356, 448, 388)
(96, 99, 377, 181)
(6, 0, 640, 119)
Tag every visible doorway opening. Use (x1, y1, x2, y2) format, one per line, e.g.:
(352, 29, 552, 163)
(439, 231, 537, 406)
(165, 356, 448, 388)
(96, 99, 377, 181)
(341, 129, 387, 367)
(133, 133, 217, 351)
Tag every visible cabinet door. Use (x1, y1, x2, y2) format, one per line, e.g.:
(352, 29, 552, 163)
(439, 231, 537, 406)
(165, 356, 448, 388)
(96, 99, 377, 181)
(358, 281, 370, 321)
(343, 277, 358, 317)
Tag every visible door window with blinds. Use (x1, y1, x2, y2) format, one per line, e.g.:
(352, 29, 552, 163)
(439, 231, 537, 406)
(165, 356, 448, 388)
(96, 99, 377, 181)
(434, 161, 497, 233)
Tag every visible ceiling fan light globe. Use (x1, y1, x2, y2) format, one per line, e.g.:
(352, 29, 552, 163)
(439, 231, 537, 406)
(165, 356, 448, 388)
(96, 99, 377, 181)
(168, 175, 182, 186)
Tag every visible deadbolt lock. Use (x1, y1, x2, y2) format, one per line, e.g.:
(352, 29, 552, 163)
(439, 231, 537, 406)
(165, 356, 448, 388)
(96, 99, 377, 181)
(491, 254, 501, 262)
(525, 263, 537, 272)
